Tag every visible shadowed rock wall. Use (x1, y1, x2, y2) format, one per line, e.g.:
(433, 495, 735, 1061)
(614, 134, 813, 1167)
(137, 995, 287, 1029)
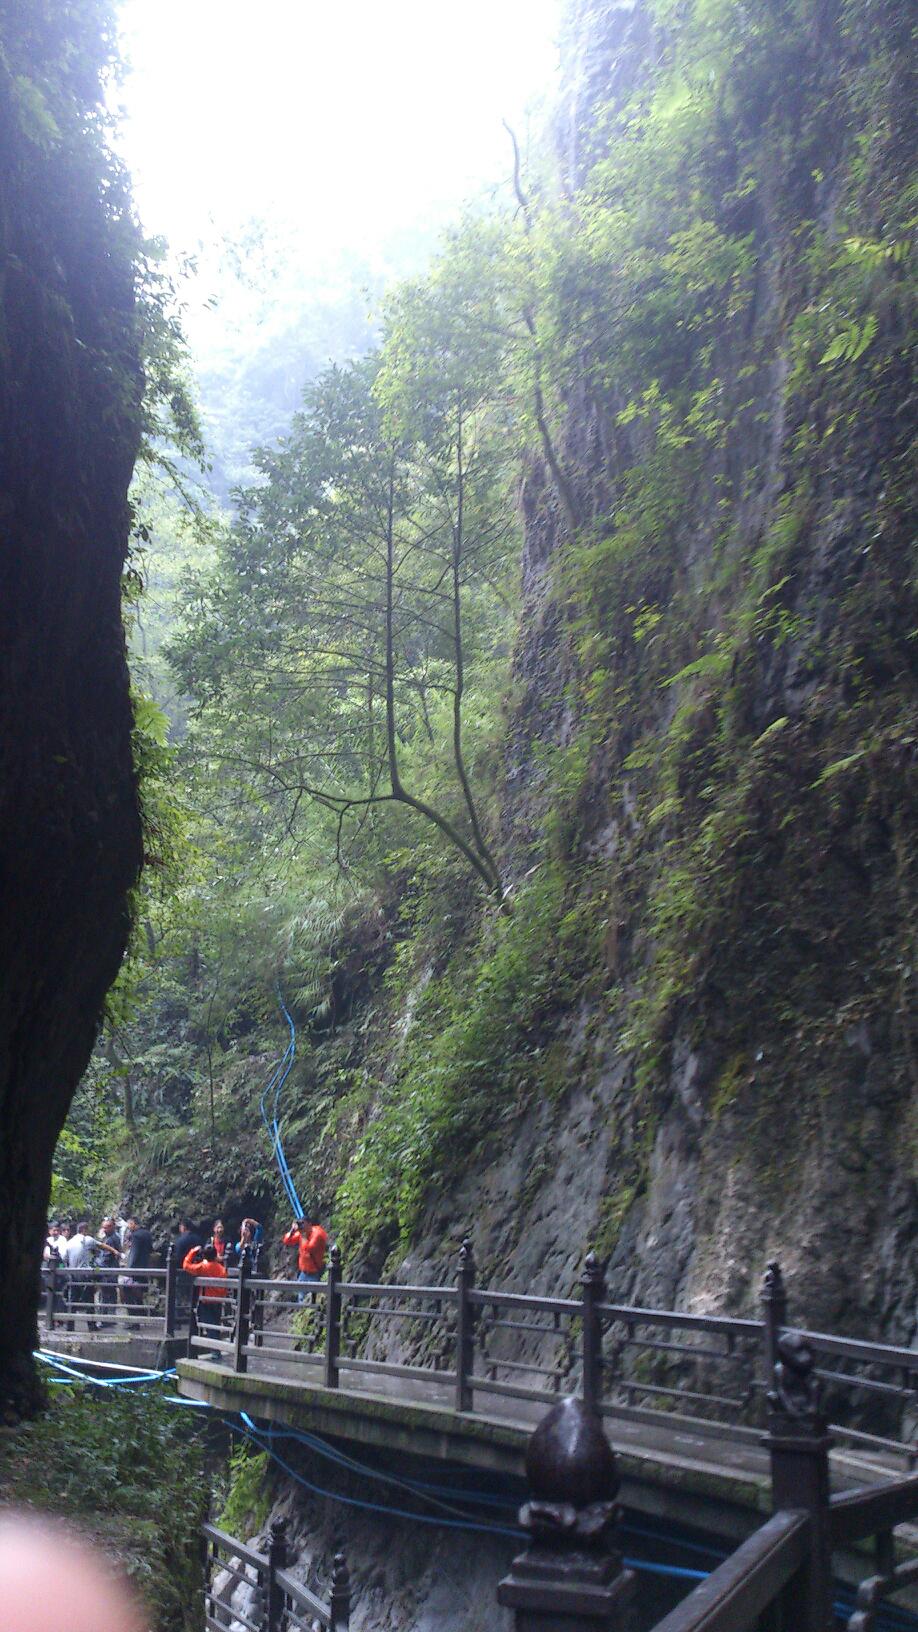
(0, 5, 143, 1414)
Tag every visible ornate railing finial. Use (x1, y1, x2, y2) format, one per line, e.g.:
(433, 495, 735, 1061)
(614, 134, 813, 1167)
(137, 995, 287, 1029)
(458, 1234, 475, 1272)
(769, 1331, 822, 1420)
(330, 1241, 341, 1270)
(525, 1395, 620, 1519)
(581, 1250, 606, 1290)
(761, 1260, 786, 1304)
(499, 1398, 634, 1628)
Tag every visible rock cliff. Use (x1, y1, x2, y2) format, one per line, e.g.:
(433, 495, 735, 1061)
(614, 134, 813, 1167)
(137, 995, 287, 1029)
(0, 2, 143, 1413)
(121, 0, 915, 1354)
(395, 0, 917, 1339)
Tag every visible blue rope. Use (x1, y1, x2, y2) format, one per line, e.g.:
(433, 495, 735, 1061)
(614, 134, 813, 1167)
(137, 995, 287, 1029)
(234, 1413, 705, 1579)
(258, 989, 302, 1217)
(35, 1352, 175, 1386)
(233, 1411, 525, 1541)
(30, 1356, 918, 1626)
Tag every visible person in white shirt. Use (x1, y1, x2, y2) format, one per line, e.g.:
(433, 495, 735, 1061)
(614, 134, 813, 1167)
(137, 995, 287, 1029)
(63, 1225, 100, 1269)
(41, 1224, 65, 1320)
(63, 1223, 104, 1329)
(43, 1224, 64, 1265)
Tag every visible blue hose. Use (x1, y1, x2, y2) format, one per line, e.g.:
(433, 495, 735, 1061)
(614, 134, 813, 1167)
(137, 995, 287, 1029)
(258, 990, 303, 1217)
(31, 1355, 918, 1626)
(35, 1352, 175, 1386)
(232, 1414, 708, 1578)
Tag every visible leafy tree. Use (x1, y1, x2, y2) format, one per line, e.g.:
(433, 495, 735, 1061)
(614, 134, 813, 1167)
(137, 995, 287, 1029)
(172, 313, 517, 905)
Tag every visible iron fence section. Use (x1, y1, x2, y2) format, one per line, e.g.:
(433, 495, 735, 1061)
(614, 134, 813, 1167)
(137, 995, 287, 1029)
(202, 1521, 348, 1632)
(38, 1250, 918, 1466)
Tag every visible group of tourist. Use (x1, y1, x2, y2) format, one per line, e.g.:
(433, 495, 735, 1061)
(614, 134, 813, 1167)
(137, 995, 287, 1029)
(173, 1215, 329, 1350)
(43, 1216, 153, 1328)
(41, 1210, 330, 1338)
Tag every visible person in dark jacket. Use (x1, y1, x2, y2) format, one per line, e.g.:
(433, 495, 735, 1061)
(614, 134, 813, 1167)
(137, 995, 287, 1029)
(95, 1217, 122, 1323)
(127, 1221, 153, 1268)
(120, 1219, 153, 1319)
(173, 1219, 203, 1315)
(235, 1217, 264, 1271)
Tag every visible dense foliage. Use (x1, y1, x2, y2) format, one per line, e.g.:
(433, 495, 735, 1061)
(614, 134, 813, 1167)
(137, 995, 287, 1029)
(0, 1385, 208, 1630)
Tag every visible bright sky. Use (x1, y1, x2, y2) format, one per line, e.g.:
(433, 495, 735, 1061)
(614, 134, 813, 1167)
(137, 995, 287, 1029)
(114, 0, 563, 350)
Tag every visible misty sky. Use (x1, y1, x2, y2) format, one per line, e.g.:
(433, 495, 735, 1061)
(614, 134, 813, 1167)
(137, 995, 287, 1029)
(115, 1, 562, 350)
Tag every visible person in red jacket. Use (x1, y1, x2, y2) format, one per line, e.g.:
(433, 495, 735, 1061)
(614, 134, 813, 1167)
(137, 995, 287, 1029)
(183, 1242, 228, 1357)
(282, 1217, 329, 1298)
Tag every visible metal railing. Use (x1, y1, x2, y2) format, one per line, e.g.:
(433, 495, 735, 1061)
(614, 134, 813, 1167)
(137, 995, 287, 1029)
(40, 1262, 171, 1336)
(42, 1247, 918, 1468)
(202, 1320, 918, 1632)
(210, 1249, 918, 1469)
(203, 1519, 349, 1632)
(499, 1336, 918, 1632)
(647, 1509, 813, 1632)
(638, 1429, 918, 1631)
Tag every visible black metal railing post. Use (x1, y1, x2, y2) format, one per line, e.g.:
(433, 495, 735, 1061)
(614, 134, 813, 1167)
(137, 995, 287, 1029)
(44, 1262, 57, 1332)
(580, 1251, 606, 1415)
(455, 1234, 476, 1412)
(324, 1244, 342, 1389)
(498, 1396, 635, 1632)
(199, 1526, 211, 1628)
(164, 1245, 177, 1340)
(329, 1551, 351, 1632)
(233, 1249, 251, 1374)
(188, 1282, 199, 1357)
(265, 1517, 288, 1632)
(761, 1259, 787, 1404)
(766, 1330, 834, 1632)
(250, 1276, 264, 1351)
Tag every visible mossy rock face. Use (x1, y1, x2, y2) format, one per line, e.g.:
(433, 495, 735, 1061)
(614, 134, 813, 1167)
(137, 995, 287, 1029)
(488, 0, 917, 1332)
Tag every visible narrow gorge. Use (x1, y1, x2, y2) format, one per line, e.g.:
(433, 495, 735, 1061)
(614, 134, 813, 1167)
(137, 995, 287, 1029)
(0, 0, 914, 1627)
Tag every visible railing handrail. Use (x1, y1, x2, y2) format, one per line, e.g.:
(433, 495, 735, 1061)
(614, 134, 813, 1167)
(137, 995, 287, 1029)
(43, 1263, 918, 1368)
(829, 1470, 918, 1546)
(338, 1281, 455, 1299)
(598, 1302, 763, 1338)
(202, 1520, 268, 1572)
(469, 1288, 578, 1314)
(645, 1509, 811, 1632)
(248, 1276, 312, 1292)
(49, 1264, 167, 1279)
(796, 1325, 918, 1371)
(274, 1564, 334, 1626)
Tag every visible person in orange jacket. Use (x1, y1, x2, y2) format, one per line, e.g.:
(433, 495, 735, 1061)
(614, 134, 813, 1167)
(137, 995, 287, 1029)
(183, 1242, 228, 1356)
(282, 1217, 329, 1297)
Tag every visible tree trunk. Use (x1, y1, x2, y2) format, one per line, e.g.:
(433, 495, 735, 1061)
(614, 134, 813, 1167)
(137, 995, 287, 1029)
(0, 28, 143, 1417)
